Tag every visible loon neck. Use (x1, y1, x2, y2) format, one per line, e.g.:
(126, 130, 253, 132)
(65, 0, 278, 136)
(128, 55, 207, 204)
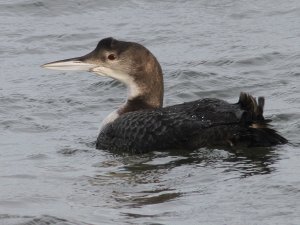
(119, 95, 161, 115)
(101, 57, 164, 129)
(118, 47, 164, 115)
(101, 75, 163, 129)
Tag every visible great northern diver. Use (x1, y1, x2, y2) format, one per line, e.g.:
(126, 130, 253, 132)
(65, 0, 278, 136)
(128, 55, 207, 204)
(43, 37, 287, 153)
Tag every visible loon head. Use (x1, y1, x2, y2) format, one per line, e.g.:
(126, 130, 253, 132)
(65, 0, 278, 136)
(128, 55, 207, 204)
(42, 37, 164, 108)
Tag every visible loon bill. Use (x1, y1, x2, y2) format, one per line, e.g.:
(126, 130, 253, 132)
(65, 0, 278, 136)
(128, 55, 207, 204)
(42, 37, 287, 153)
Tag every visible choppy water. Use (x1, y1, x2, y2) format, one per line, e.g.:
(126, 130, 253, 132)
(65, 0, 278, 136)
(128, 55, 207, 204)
(1, 0, 300, 224)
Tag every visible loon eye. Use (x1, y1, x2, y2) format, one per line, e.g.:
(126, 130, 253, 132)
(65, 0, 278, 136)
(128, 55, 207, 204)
(107, 54, 116, 60)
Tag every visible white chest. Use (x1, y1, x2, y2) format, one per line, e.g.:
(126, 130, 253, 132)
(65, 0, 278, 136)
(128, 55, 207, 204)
(100, 110, 120, 130)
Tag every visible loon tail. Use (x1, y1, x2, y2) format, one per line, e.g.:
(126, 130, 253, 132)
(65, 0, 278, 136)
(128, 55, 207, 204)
(237, 92, 287, 146)
(238, 92, 265, 122)
(245, 127, 288, 147)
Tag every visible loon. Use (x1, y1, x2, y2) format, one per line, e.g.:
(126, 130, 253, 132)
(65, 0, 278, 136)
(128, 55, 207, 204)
(42, 37, 287, 153)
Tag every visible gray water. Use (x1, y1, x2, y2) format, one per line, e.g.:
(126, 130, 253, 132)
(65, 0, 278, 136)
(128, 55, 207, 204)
(1, 0, 300, 224)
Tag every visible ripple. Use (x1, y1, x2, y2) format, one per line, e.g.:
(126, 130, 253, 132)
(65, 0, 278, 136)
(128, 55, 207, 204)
(26, 154, 49, 160)
(1, 0, 299, 224)
(57, 148, 90, 156)
(235, 52, 284, 66)
(0, 174, 37, 180)
(0, 214, 33, 225)
(114, 191, 182, 208)
(16, 215, 86, 225)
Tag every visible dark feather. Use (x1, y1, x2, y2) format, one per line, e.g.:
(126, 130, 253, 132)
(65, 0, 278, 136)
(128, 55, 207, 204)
(96, 93, 287, 153)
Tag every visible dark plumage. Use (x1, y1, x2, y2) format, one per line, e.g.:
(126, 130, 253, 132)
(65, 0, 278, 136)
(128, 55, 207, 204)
(97, 93, 287, 153)
(43, 38, 287, 153)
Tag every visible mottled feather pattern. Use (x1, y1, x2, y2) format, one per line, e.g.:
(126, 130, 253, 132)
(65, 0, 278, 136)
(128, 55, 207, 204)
(96, 93, 287, 153)
(97, 98, 243, 153)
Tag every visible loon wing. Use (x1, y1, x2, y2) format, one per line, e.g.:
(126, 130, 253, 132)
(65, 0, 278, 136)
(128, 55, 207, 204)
(97, 93, 286, 153)
(97, 98, 245, 153)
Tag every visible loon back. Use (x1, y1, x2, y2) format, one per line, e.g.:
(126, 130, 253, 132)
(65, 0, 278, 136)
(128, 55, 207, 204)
(42, 37, 287, 153)
(97, 93, 287, 153)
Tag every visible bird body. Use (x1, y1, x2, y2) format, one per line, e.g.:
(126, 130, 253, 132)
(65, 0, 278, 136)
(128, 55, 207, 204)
(97, 94, 286, 153)
(43, 37, 287, 153)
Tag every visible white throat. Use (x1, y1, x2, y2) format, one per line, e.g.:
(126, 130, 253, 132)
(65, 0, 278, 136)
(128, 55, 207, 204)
(92, 66, 141, 99)
(93, 66, 143, 130)
(100, 109, 120, 130)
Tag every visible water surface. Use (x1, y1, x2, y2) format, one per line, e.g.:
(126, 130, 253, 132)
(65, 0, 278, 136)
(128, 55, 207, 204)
(0, 0, 300, 224)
